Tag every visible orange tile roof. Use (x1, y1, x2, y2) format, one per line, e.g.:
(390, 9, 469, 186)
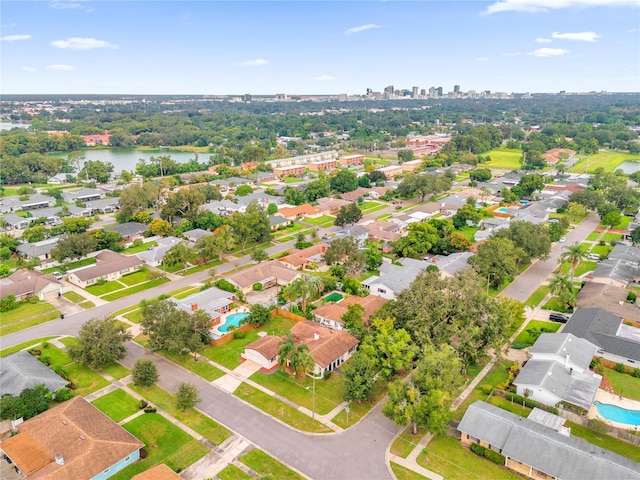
(290, 321, 359, 368)
(277, 204, 321, 218)
(0, 397, 143, 480)
(244, 335, 281, 360)
(132, 464, 182, 480)
(341, 295, 388, 319)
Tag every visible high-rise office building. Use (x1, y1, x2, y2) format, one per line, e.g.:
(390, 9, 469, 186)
(412, 86, 418, 98)
(454, 85, 461, 94)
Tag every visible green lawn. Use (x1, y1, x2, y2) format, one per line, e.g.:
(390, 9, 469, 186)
(101, 361, 131, 380)
(542, 296, 573, 313)
(303, 215, 335, 227)
(79, 301, 96, 309)
(37, 343, 73, 366)
(569, 151, 640, 174)
(485, 147, 524, 170)
(172, 287, 201, 299)
(249, 369, 345, 415)
(603, 368, 640, 401)
(161, 351, 225, 381)
(130, 385, 231, 445)
(239, 448, 305, 480)
(112, 414, 209, 479)
(567, 421, 640, 462)
(86, 280, 124, 296)
(456, 225, 479, 242)
(63, 291, 86, 303)
(217, 464, 252, 480)
(391, 462, 430, 480)
(64, 257, 97, 271)
(119, 269, 153, 286)
(1, 310, 61, 335)
(158, 262, 185, 273)
(452, 360, 512, 422)
(122, 241, 158, 254)
(590, 244, 612, 257)
(124, 309, 143, 323)
(586, 231, 601, 241)
(512, 320, 561, 349)
(390, 426, 427, 458)
(601, 232, 623, 242)
(92, 388, 140, 422)
(273, 223, 306, 236)
(234, 383, 332, 433)
(331, 380, 389, 429)
(525, 285, 550, 308)
(0, 337, 56, 357)
(417, 435, 521, 480)
(1, 302, 57, 325)
(183, 259, 223, 276)
(101, 277, 170, 301)
(66, 363, 110, 396)
(283, 176, 304, 183)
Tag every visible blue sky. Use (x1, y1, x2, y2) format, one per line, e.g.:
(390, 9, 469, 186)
(1, 0, 639, 95)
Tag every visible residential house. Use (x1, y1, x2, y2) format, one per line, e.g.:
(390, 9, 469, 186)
(173, 287, 236, 327)
(276, 204, 322, 220)
(256, 171, 279, 183)
(591, 258, 640, 289)
(0, 351, 68, 396)
(65, 205, 92, 218)
(182, 228, 212, 244)
(201, 199, 246, 215)
(84, 197, 120, 214)
(2, 213, 34, 230)
(361, 258, 429, 300)
(0, 195, 56, 215)
(543, 148, 576, 164)
(82, 133, 111, 146)
(278, 243, 329, 271)
(474, 217, 510, 241)
(226, 259, 301, 294)
(269, 215, 292, 231)
(135, 236, 182, 267)
(608, 243, 640, 263)
(437, 195, 467, 215)
(30, 207, 64, 226)
(575, 282, 639, 321)
(362, 221, 403, 243)
(131, 464, 182, 480)
(563, 308, 640, 369)
(511, 202, 550, 225)
(67, 250, 143, 288)
(341, 187, 375, 203)
(209, 177, 250, 192)
(458, 401, 640, 480)
(242, 320, 359, 377)
(334, 225, 369, 247)
(15, 238, 60, 263)
(312, 295, 387, 330)
(429, 251, 473, 277)
(513, 333, 602, 410)
(0, 397, 143, 480)
(315, 198, 351, 215)
(47, 173, 72, 185)
(61, 188, 106, 203)
(105, 222, 148, 243)
(0, 269, 66, 302)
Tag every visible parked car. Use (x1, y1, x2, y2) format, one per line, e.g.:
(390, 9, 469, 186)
(559, 237, 567, 243)
(588, 253, 600, 260)
(549, 312, 570, 323)
(52, 271, 63, 280)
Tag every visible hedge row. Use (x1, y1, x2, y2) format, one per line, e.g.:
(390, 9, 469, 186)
(469, 443, 506, 465)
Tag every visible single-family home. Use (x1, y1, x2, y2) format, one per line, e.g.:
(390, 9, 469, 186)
(335, 225, 369, 247)
(105, 222, 148, 243)
(84, 197, 120, 214)
(131, 464, 182, 480)
(0, 397, 143, 479)
(47, 173, 72, 185)
(312, 295, 387, 330)
(428, 251, 473, 277)
(563, 308, 640, 369)
(269, 215, 292, 231)
(608, 243, 640, 263)
(513, 333, 602, 410)
(65, 205, 93, 218)
(458, 401, 640, 480)
(0, 351, 68, 396)
(543, 148, 576, 164)
(61, 188, 106, 203)
(242, 320, 359, 377)
(135, 236, 182, 267)
(30, 207, 64, 226)
(591, 258, 640, 289)
(278, 243, 329, 271)
(276, 204, 322, 220)
(226, 259, 301, 294)
(315, 198, 351, 216)
(67, 250, 143, 288)
(1, 213, 33, 230)
(0, 269, 66, 301)
(182, 228, 212, 244)
(474, 217, 510, 241)
(361, 258, 429, 300)
(511, 203, 550, 225)
(173, 287, 236, 327)
(575, 282, 639, 321)
(15, 237, 60, 262)
(340, 187, 374, 203)
(362, 221, 403, 243)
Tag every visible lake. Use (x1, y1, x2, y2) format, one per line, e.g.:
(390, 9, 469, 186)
(615, 160, 640, 174)
(0, 122, 30, 130)
(53, 149, 213, 173)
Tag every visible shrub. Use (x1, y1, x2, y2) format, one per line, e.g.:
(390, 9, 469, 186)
(469, 442, 506, 465)
(55, 387, 73, 402)
(253, 282, 263, 291)
(39, 355, 51, 366)
(233, 330, 246, 340)
(631, 368, 640, 378)
(480, 384, 493, 395)
(323, 370, 332, 380)
(51, 364, 69, 380)
(470, 443, 485, 456)
(615, 363, 626, 373)
(132, 238, 143, 247)
(158, 294, 169, 301)
(144, 407, 157, 413)
(214, 279, 237, 293)
(627, 291, 637, 303)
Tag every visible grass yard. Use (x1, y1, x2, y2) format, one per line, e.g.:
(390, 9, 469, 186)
(101, 361, 131, 379)
(122, 241, 158, 254)
(417, 435, 521, 480)
(217, 464, 252, 480)
(567, 421, 640, 462)
(390, 462, 430, 480)
(485, 147, 524, 171)
(525, 285, 550, 308)
(183, 259, 223, 276)
(63, 291, 86, 303)
(331, 380, 389, 429)
(65, 362, 110, 396)
(172, 287, 201, 299)
(86, 280, 124, 296)
(601, 232, 623, 242)
(79, 301, 96, 309)
(456, 225, 479, 242)
(512, 320, 561, 349)
(239, 448, 305, 480)
(586, 231, 601, 241)
(273, 223, 306, 236)
(112, 414, 209, 479)
(1, 311, 61, 336)
(390, 426, 427, 458)
(124, 309, 143, 323)
(234, 383, 332, 433)
(602, 368, 640, 401)
(542, 296, 573, 313)
(64, 257, 97, 271)
(283, 176, 304, 183)
(1, 302, 57, 325)
(303, 215, 335, 227)
(37, 343, 73, 365)
(569, 151, 640, 174)
(119, 269, 153, 286)
(101, 277, 170, 301)
(249, 369, 345, 415)
(0, 337, 56, 357)
(158, 262, 185, 273)
(590, 244, 613, 257)
(161, 351, 225, 381)
(91, 388, 140, 422)
(452, 360, 512, 421)
(130, 384, 231, 445)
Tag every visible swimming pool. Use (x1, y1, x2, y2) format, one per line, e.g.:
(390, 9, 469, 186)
(324, 292, 343, 303)
(497, 207, 509, 213)
(593, 401, 640, 426)
(218, 312, 249, 332)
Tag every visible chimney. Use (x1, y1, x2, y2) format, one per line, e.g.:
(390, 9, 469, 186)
(191, 303, 198, 311)
(313, 332, 320, 341)
(55, 454, 64, 466)
(565, 354, 571, 369)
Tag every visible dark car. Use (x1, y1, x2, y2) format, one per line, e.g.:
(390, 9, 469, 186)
(549, 312, 570, 323)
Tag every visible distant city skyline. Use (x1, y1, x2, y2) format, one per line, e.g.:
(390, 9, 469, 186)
(1, 0, 639, 95)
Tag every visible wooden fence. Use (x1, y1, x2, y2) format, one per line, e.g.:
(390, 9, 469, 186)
(556, 409, 640, 446)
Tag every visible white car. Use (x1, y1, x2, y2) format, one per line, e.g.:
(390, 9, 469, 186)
(559, 237, 566, 243)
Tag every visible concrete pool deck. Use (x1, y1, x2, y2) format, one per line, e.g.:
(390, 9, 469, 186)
(212, 307, 249, 335)
(588, 389, 640, 429)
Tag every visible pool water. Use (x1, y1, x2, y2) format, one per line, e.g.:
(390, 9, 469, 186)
(324, 292, 343, 302)
(497, 207, 509, 213)
(218, 312, 249, 332)
(593, 401, 640, 426)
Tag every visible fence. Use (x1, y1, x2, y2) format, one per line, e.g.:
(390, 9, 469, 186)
(556, 409, 640, 446)
(271, 308, 306, 323)
(208, 323, 253, 347)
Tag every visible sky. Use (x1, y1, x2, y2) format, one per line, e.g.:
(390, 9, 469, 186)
(1, 0, 639, 95)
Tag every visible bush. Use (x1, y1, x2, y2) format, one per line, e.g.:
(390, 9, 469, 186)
(253, 282, 263, 291)
(132, 238, 143, 247)
(144, 407, 157, 413)
(470, 443, 485, 456)
(39, 355, 52, 366)
(214, 279, 237, 293)
(627, 292, 637, 303)
(615, 363, 626, 373)
(0, 295, 18, 312)
(323, 370, 332, 380)
(631, 368, 640, 378)
(139, 400, 149, 409)
(480, 384, 493, 395)
(51, 364, 69, 380)
(55, 387, 73, 402)
(469, 442, 506, 465)
(233, 330, 246, 339)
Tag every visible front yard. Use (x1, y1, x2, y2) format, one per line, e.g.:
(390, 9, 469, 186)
(239, 448, 305, 480)
(91, 388, 140, 422)
(1, 301, 60, 335)
(511, 320, 561, 349)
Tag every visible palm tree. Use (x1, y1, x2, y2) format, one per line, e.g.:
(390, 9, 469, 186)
(561, 243, 586, 281)
(290, 344, 315, 380)
(548, 274, 576, 310)
(280, 283, 299, 313)
(277, 334, 296, 371)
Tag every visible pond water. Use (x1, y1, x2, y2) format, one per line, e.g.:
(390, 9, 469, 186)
(615, 161, 640, 174)
(0, 122, 30, 130)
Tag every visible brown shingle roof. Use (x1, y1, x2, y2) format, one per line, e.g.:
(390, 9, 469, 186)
(290, 321, 359, 368)
(313, 302, 348, 323)
(226, 260, 300, 289)
(341, 295, 388, 319)
(244, 335, 281, 360)
(71, 250, 143, 282)
(0, 397, 143, 480)
(277, 204, 321, 219)
(132, 464, 182, 480)
(279, 243, 329, 268)
(0, 269, 62, 299)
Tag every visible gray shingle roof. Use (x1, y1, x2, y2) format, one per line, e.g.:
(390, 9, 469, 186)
(459, 401, 640, 480)
(609, 244, 640, 263)
(105, 222, 148, 237)
(0, 351, 68, 396)
(16, 237, 60, 257)
(530, 333, 596, 370)
(593, 258, 640, 284)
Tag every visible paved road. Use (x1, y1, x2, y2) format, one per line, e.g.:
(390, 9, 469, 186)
(499, 212, 600, 302)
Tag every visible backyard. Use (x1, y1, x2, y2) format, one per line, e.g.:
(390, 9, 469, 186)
(511, 320, 561, 349)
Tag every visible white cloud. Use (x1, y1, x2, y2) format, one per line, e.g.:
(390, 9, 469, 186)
(502, 52, 522, 56)
(21, 66, 37, 72)
(552, 31, 601, 41)
(239, 59, 269, 67)
(47, 64, 76, 71)
(535, 37, 552, 43)
(314, 74, 336, 82)
(475, 57, 490, 62)
(50, 37, 118, 50)
(529, 47, 570, 57)
(49, 1, 92, 11)
(485, 0, 638, 14)
(1, 34, 31, 42)
(344, 24, 382, 35)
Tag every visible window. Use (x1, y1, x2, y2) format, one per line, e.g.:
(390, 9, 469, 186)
(378, 288, 386, 294)
(124, 456, 130, 462)
(103, 468, 110, 474)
